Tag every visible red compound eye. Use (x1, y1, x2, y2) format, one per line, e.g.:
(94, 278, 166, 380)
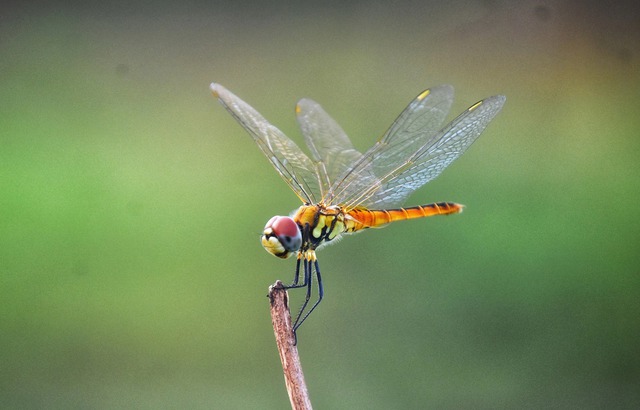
(266, 216, 302, 252)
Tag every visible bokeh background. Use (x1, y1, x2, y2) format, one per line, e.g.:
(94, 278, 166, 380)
(2, 0, 639, 408)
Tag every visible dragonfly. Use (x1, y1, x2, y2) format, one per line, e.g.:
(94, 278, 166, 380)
(210, 82, 505, 340)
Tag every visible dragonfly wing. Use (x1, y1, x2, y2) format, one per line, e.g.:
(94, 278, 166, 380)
(295, 98, 375, 203)
(327, 85, 456, 208)
(363, 94, 506, 209)
(211, 83, 320, 204)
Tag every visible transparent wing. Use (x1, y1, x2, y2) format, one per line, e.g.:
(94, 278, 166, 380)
(332, 88, 506, 209)
(210, 83, 320, 204)
(364, 95, 507, 208)
(327, 85, 455, 208)
(295, 98, 375, 203)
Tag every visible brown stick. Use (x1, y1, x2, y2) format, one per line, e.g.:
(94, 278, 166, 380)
(269, 280, 313, 410)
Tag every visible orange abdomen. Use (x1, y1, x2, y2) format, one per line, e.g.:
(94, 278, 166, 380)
(346, 202, 463, 231)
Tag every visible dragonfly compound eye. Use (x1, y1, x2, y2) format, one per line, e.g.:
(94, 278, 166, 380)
(261, 216, 302, 258)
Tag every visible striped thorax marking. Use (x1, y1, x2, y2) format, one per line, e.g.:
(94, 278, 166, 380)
(293, 205, 348, 248)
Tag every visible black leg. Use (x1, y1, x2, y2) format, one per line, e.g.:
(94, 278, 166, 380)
(293, 259, 323, 333)
(286, 255, 305, 288)
(292, 258, 313, 331)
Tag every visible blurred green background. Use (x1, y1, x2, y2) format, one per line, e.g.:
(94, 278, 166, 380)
(1, 0, 639, 408)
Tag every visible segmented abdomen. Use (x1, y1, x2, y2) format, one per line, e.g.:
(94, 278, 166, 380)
(346, 202, 463, 231)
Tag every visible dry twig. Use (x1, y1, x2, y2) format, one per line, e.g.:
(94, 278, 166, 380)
(269, 281, 312, 410)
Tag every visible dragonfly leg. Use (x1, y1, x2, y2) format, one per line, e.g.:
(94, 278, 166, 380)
(292, 255, 301, 285)
(292, 258, 313, 331)
(292, 259, 323, 334)
(284, 255, 307, 289)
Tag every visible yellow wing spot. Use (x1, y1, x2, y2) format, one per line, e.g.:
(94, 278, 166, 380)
(295, 104, 302, 115)
(209, 83, 220, 98)
(468, 100, 483, 111)
(417, 89, 431, 100)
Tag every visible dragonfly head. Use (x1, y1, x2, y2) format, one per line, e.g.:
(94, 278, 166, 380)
(261, 216, 302, 259)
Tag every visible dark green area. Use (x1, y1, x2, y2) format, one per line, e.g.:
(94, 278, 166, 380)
(1, 1, 639, 408)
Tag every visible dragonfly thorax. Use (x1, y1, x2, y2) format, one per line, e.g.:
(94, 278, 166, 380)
(292, 204, 350, 249)
(261, 215, 302, 259)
